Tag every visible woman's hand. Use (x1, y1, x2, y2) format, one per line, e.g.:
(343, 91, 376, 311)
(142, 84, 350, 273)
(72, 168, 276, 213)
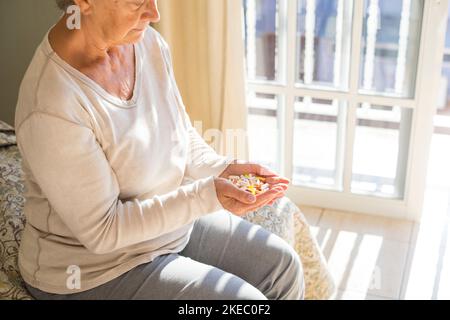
(213, 177, 286, 216)
(214, 161, 290, 216)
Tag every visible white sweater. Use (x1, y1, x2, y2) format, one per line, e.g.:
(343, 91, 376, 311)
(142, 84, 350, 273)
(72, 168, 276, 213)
(14, 26, 232, 294)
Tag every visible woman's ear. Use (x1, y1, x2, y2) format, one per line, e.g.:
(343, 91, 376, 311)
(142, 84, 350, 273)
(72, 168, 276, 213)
(72, 0, 94, 15)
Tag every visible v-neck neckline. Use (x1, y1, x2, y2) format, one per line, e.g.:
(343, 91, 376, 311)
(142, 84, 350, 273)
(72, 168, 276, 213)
(43, 28, 142, 108)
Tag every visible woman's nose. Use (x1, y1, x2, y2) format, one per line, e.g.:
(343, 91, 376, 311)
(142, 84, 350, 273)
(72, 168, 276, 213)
(141, 0, 160, 23)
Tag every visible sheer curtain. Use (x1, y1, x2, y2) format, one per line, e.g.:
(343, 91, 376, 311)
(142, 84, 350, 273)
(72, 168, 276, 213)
(154, 0, 249, 160)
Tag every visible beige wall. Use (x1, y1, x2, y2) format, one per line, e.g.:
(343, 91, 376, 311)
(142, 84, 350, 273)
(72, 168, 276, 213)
(0, 0, 61, 126)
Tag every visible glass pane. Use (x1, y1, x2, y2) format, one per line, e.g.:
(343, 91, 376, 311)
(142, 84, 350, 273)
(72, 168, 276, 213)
(435, 3, 450, 131)
(352, 104, 413, 199)
(243, 0, 280, 82)
(247, 92, 281, 171)
(359, 0, 423, 98)
(293, 97, 347, 190)
(296, 0, 354, 90)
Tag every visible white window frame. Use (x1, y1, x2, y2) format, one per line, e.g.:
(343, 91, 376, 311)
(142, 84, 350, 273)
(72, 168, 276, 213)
(245, 0, 449, 221)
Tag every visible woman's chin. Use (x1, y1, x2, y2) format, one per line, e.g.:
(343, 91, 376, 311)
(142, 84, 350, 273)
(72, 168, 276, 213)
(125, 32, 146, 44)
(122, 28, 146, 44)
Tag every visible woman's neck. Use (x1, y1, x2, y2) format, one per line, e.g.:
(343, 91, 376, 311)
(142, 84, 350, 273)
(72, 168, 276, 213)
(49, 14, 123, 69)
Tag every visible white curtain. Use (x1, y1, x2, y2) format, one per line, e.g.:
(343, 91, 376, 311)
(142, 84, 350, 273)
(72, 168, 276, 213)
(154, 0, 249, 160)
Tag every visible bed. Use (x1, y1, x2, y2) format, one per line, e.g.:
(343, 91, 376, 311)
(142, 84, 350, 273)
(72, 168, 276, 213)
(0, 119, 335, 300)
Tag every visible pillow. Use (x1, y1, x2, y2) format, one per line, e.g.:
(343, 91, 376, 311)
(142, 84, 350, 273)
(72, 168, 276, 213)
(0, 120, 14, 131)
(244, 198, 336, 300)
(0, 135, 32, 300)
(0, 121, 16, 148)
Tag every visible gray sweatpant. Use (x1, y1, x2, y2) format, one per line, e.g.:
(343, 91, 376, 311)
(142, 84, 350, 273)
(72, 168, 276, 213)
(25, 210, 305, 300)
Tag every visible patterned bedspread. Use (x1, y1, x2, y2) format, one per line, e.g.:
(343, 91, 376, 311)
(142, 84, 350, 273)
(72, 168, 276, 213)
(0, 120, 334, 300)
(0, 120, 31, 299)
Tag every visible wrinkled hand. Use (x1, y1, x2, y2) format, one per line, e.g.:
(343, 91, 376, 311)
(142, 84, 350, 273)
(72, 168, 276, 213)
(214, 161, 290, 216)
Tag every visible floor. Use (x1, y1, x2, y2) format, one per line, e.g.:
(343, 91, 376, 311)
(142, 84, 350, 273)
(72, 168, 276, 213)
(297, 130, 450, 300)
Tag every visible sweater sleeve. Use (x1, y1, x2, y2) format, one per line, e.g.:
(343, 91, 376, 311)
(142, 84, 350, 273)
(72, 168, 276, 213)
(16, 112, 223, 255)
(155, 32, 234, 181)
(184, 121, 234, 180)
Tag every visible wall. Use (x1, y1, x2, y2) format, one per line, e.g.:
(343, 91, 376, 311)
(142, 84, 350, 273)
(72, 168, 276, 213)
(0, 0, 61, 126)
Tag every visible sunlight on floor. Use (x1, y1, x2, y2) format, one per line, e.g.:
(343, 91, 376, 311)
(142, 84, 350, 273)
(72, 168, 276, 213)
(400, 133, 450, 299)
(299, 132, 450, 300)
(327, 232, 383, 294)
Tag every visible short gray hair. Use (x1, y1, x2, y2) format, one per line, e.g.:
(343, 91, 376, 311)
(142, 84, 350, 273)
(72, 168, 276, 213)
(56, 0, 75, 11)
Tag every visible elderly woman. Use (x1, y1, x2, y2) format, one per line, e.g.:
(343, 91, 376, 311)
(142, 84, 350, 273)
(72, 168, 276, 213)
(15, 0, 304, 300)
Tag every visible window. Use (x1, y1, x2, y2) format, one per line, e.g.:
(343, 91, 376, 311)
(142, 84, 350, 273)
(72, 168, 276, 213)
(244, 0, 280, 82)
(243, 0, 447, 219)
(359, 0, 422, 97)
(296, 0, 353, 90)
(435, 3, 450, 134)
(292, 97, 347, 190)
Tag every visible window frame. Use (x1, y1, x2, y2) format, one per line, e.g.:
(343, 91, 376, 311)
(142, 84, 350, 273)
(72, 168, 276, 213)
(244, 0, 449, 221)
